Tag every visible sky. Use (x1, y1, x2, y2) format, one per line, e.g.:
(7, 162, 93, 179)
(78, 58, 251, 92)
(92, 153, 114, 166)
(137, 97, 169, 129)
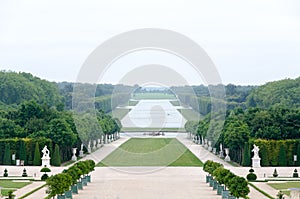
(0, 0, 300, 86)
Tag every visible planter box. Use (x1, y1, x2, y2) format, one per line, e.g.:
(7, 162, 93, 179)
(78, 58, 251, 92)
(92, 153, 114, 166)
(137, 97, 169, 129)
(82, 177, 87, 186)
(213, 181, 218, 190)
(217, 185, 224, 195)
(77, 182, 83, 190)
(86, 175, 91, 183)
(65, 190, 72, 199)
(228, 195, 236, 199)
(71, 185, 78, 194)
(222, 190, 229, 199)
(206, 175, 212, 183)
(209, 178, 214, 187)
(57, 195, 66, 199)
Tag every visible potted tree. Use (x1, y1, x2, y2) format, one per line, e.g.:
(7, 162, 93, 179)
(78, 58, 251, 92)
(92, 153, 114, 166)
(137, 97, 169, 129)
(228, 176, 250, 199)
(46, 173, 72, 199)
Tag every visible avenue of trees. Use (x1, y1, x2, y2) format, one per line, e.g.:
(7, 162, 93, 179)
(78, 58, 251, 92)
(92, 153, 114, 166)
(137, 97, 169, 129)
(185, 77, 300, 166)
(0, 71, 122, 166)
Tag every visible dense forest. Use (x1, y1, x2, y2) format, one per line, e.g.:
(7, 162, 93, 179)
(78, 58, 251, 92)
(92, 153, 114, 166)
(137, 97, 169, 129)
(0, 71, 124, 165)
(184, 77, 300, 166)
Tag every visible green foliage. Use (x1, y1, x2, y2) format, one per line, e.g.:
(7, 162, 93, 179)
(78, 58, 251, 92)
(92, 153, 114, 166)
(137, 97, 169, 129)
(278, 145, 287, 166)
(0, 71, 62, 106)
(246, 77, 300, 109)
(293, 169, 298, 178)
(242, 142, 251, 166)
(41, 167, 51, 173)
(228, 176, 250, 198)
(19, 140, 26, 164)
(22, 168, 28, 177)
(203, 160, 223, 175)
(46, 173, 72, 197)
(3, 168, 8, 177)
(273, 169, 278, 177)
(3, 143, 11, 165)
(41, 174, 49, 181)
(33, 142, 41, 166)
(52, 144, 61, 166)
(246, 173, 257, 181)
(213, 167, 230, 185)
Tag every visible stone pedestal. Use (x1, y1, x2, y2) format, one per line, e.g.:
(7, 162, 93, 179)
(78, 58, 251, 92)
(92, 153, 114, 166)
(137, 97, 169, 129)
(208, 141, 212, 152)
(252, 157, 261, 168)
(87, 141, 91, 153)
(204, 139, 208, 149)
(42, 157, 50, 167)
(72, 148, 77, 161)
(224, 148, 231, 162)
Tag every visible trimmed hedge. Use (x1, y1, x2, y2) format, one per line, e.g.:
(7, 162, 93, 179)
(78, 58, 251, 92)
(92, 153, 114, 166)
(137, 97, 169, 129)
(244, 139, 300, 167)
(0, 138, 52, 165)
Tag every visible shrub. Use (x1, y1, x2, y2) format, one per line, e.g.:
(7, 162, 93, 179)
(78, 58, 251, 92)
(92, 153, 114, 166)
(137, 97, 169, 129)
(51, 144, 61, 166)
(33, 142, 41, 166)
(41, 173, 49, 181)
(246, 173, 257, 181)
(273, 169, 278, 177)
(22, 168, 28, 177)
(293, 169, 299, 178)
(3, 168, 8, 177)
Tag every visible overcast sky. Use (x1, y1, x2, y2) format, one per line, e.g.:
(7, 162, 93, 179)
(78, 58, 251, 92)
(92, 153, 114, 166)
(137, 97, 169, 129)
(0, 0, 299, 86)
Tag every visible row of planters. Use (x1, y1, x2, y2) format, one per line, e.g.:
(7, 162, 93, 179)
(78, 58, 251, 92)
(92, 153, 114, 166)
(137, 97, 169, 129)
(203, 160, 250, 199)
(45, 160, 95, 199)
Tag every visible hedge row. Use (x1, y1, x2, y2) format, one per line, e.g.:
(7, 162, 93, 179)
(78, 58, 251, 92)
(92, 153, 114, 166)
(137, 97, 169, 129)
(242, 139, 300, 167)
(0, 138, 52, 165)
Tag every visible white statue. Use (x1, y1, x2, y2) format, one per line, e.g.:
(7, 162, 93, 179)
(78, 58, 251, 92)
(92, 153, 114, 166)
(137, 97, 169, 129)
(42, 146, 50, 158)
(41, 145, 51, 167)
(252, 144, 260, 158)
(252, 144, 261, 168)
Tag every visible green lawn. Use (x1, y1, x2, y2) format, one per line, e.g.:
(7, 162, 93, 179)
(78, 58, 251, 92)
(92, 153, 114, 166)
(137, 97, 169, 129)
(110, 108, 131, 120)
(128, 100, 139, 106)
(178, 108, 202, 121)
(268, 182, 300, 196)
(170, 100, 181, 106)
(132, 93, 176, 100)
(97, 138, 203, 167)
(0, 180, 31, 196)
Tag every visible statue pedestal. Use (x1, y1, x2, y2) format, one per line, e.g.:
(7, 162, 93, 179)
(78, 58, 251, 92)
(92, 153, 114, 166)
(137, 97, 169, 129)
(42, 157, 51, 168)
(252, 157, 261, 168)
(71, 148, 77, 161)
(79, 150, 84, 157)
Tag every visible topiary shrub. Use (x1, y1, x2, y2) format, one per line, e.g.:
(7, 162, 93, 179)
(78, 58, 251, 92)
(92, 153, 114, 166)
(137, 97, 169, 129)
(293, 169, 299, 178)
(22, 168, 28, 177)
(40, 167, 51, 181)
(41, 173, 49, 181)
(273, 169, 278, 177)
(247, 173, 257, 181)
(246, 168, 257, 181)
(3, 168, 8, 177)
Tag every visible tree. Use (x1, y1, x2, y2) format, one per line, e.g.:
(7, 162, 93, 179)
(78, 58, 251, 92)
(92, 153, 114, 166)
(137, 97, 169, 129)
(52, 144, 61, 166)
(46, 173, 72, 197)
(19, 140, 27, 165)
(228, 176, 250, 198)
(223, 117, 250, 164)
(278, 145, 287, 166)
(260, 145, 269, 166)
(3, 143, 11, 165)
(297, 143, 300, 166)
(33, 142, 41, 166)
(242, 142, 251, 166)
(213, 167, 230, 185)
